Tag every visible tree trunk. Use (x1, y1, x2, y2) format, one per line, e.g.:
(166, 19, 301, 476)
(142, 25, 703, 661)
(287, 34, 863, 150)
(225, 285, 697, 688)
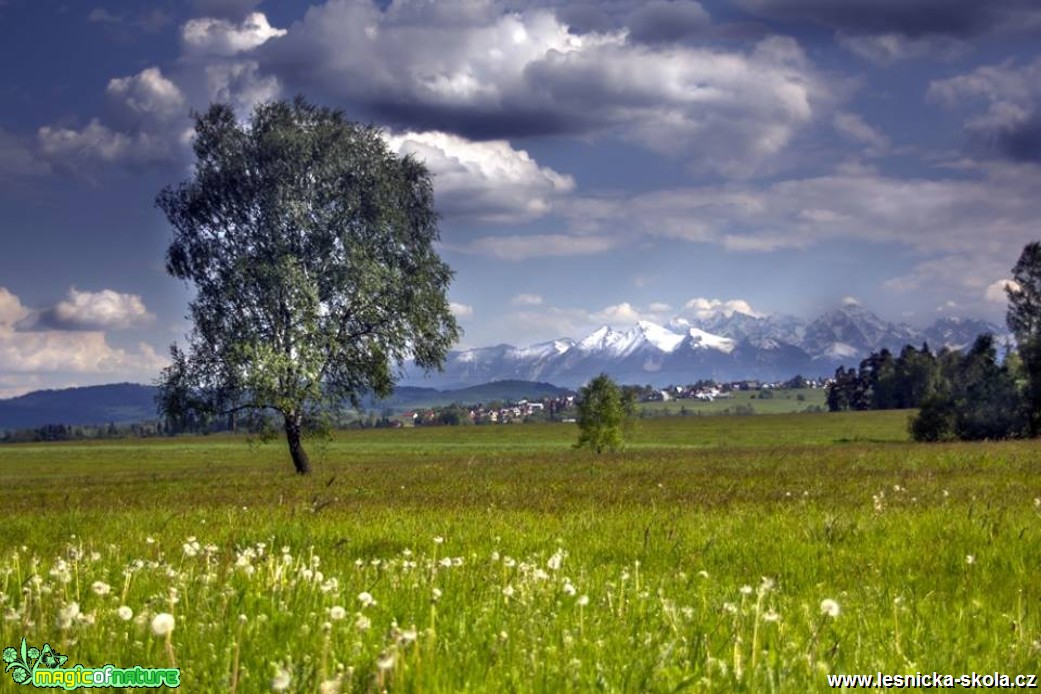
(284, 413, 311, 475)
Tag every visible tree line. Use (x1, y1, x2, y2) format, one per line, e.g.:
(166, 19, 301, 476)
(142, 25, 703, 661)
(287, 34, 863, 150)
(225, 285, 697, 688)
(827, 241, 1041, 442)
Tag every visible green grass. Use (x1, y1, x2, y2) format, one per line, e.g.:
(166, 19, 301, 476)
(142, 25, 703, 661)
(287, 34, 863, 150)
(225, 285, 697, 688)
(1, 412, 1039, 692)
(636, 388, 828, 416)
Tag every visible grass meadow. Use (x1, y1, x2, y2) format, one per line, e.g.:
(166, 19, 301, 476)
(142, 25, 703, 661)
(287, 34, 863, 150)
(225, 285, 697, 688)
(1, 411, 1040, 691)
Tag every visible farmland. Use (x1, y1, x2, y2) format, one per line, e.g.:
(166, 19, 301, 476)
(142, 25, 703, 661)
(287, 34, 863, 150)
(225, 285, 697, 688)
(1, 411, 1039, 691)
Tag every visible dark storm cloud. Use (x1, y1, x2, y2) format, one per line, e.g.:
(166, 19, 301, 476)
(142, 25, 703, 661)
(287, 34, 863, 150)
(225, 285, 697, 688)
(971, 114, 1041, 163)
(735, 0, 1041, 39)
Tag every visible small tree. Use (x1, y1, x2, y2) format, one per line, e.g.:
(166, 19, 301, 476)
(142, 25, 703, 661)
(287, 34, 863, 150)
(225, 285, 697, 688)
(574, 373, 633, 454)
(1007, 241, 1041, 435)
(156, 98, 459, 474)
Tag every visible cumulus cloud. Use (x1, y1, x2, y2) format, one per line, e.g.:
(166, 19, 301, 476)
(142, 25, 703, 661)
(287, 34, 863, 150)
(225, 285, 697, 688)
(39, 12, 288, 172)
(0, 287, 166, 386)
(985, 279, 1019, 303)
(259, 2, 829, 174)
(449, 302, 474, 318)
(384, 130, 574, 222)
(38, 67, 188, 170)
(36, 289, 155, 331)
(683, 297, 764, 319)
(929, 58, 1041, 163)
(181, 12, 287, 57)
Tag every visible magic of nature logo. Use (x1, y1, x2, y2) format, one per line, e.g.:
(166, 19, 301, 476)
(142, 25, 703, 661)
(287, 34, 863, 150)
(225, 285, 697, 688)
(3, 638, 180, 689)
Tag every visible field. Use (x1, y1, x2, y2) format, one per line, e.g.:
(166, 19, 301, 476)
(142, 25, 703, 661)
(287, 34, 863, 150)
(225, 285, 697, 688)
(1, 411, 1040, 691)
(636, 387, 827, 417)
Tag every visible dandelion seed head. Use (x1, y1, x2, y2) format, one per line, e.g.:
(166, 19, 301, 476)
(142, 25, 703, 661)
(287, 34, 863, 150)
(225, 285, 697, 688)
(329, 606, 346, 621)
(820, 599, 840, 618)
(91, 581, 111, 597)
(271, 668, 291, 692)
(116, 606, 133, 621)
(151, 612, 175, 637)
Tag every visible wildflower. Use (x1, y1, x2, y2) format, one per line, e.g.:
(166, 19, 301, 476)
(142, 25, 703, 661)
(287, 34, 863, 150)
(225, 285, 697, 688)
(431, 588, 442, 603)
(116, 606, 133, 621)
(577, 595, 589, 607)
(319, 679, 341, 694)
(357, 591, 375, 607)
(820, 599, 840, 618)
(502, 585, 515, 598)
(58, 602, 81, 629)
(763, 610, 780, 622)
(355, 614, 371, 632)
(966, 555, 975, 565)
(271, 668, 291, 692)
(547, 550, 564, 571)
(376, 651, 395, 671)
(91, 581, 111, 597)
(759, 577, 775, 595)
(400, 628, 418, 644)
(438, 557, 452, 568)
(329, 606, 346, 621)
(740, 585, 753, 596)
(433, 536, 444, 544)
(562, 581, 577, 596)
(151, 613, 176, 637)
(722, 602, 737, 614)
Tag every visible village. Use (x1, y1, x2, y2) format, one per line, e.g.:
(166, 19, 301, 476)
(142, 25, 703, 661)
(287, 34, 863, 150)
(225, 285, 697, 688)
(405, 376, 829, 426)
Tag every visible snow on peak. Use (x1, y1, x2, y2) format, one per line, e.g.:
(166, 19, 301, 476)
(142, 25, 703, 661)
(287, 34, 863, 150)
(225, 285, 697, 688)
(636, 320, 685, 353)
(687, 327, 736, 353)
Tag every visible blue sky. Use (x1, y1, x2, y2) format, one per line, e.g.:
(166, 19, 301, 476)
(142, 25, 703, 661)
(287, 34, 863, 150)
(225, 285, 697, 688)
(1, 0, 1040, 395)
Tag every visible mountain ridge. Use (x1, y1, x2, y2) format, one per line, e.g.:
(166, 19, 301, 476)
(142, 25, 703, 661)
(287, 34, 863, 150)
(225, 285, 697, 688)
(403, 304, 1007, 389)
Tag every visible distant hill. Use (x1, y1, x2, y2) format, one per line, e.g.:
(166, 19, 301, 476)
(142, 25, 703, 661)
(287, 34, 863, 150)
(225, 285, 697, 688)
(0, 380, 573, 430)
(0, 383, 160, 430)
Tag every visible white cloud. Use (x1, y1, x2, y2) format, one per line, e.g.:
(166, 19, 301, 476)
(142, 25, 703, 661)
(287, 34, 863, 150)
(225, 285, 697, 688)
(985, 279, 1019, 303)
(261, 2, 829, 174)
(449, 302, 474, 318)
(38, 119, 177, 168)
(683, 297, 763, 319)
(182, 12, 287, 57)
(841, 296, 861, 306)
(591, 302, 643, 325)
(511, 293, 544, 306)
(384, 130, 574, 222)
(647, 302, 672, 313)
(106, 67, 186, 123)
(38, 67, 188, 169)
(44, 289, 155, 331)
(0, 287, 167, 385)
(456, 234, 617, 261)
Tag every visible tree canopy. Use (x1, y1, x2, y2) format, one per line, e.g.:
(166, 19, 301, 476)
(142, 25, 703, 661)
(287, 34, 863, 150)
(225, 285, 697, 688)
(574, 374, 634, 454)
(1007, 241, 1041, 435)
(156, 98, 459, 473)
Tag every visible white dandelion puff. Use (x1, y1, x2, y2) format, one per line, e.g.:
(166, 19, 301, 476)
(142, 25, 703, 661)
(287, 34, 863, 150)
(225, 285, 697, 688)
(357, 591, 375, 607)
(820, 599, 840, 618)
(151, 612, 176, 637)
(116, 606, 133, 621)
(329, 606, 346, 621)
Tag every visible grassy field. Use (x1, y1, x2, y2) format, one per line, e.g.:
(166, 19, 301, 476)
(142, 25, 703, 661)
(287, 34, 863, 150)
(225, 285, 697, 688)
(1, 411, 1039, 691)
(636, 387, 828, 417)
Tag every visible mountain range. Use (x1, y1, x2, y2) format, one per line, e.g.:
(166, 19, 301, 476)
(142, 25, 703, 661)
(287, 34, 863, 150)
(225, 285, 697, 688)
(402, 303, 1006, 388)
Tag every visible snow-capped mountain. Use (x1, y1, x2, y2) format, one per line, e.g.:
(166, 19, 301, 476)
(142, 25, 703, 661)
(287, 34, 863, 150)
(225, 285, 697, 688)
(403, 304, 1006, 388)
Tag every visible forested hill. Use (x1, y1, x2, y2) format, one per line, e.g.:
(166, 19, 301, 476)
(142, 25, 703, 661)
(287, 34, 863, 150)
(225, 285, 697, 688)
(0, 380, 572, 430)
